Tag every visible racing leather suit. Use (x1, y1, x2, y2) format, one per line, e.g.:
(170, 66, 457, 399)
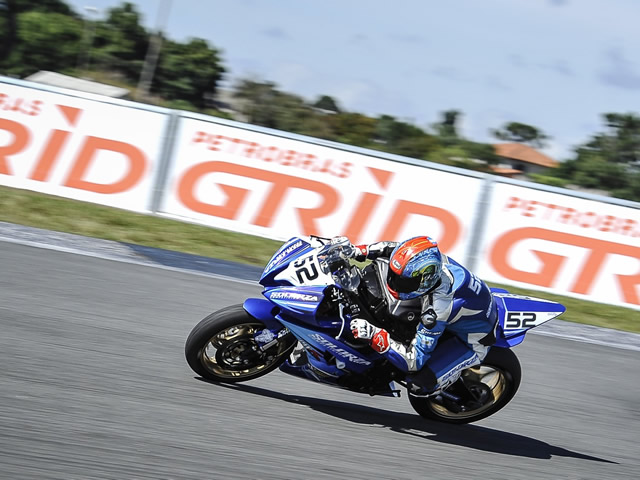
(353, 242, 498, 392)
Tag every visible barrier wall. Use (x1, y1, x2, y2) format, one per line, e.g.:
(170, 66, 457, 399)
(0, 80, 169, 212)
(159, 114, 485, 263)
(1, 76, 639, 310)
(477, 183, 640, 308)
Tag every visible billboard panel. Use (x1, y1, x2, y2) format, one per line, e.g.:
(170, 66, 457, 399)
(0, 82, 167, 212)
(477, 183, 640, 309)
(160, 117, 486, 261)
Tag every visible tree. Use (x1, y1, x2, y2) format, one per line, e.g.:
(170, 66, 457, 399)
(92, 2, 149, 79)
(327, 112, 377, 147)
(313, 95, 340, 113)
(391, 135, 439, 160)
(433, 109, 461, 144)
(2, 10, 82, 77)
(154, 38, 225, 108)
(0, 0, 17, 64)
(570, 153, 628, 190)
(373, 115, 437, 158)
(491, 121, 550, 148)
(586, 113, 640, 164)
(610, 171, 640, 201)
(554, 113, 640, 201)
(375, 115, 424, 144)
(458, 141, 499, 166)
(233, 79, 282, 127)
(11, 0, 74, 15)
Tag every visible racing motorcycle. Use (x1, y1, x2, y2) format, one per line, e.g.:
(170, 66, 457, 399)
(185, 236, 566, 424)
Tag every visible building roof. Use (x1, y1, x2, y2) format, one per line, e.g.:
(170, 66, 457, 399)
(25, 71, 130, 98)
(489, 166, 523, 176)
(493, 142, 557, 168)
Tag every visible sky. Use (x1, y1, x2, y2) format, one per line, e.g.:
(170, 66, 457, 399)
(64, 0, 640, 160)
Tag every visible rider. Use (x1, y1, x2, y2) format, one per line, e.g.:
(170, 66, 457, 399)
(340, 235, 498, 394)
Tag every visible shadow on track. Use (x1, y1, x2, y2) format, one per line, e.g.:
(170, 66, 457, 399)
(204, 380, 616, 464)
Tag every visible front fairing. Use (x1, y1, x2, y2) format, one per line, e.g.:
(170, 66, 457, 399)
(260, 237, 314, 286)
(264, 285, 326, 321)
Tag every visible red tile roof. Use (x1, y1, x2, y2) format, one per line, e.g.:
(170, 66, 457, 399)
(493, 143, 558, 168)
(489, 166, 523, 175)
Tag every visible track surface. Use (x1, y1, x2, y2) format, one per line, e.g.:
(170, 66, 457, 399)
(1, 242, 638, 479)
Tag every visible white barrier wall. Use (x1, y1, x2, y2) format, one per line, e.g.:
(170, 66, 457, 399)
(1, 77, 639, 310)
(477, 183, 640, 309)
(0, 81, 168, 212)
(159, 116, 485, 262)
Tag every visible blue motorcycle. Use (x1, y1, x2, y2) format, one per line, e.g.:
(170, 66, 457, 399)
(185, 235, 566, 424)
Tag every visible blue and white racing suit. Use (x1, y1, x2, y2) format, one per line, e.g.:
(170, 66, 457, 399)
(356, 243, 498, 391)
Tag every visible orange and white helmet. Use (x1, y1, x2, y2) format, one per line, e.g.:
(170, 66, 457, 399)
(386, 236, 443, 300)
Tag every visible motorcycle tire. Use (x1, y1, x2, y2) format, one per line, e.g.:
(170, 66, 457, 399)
(185, 304, 296, 383)
(409, 347, 522, 424)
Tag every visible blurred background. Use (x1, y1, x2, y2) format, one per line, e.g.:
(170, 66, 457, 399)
(1, 0, 639, 202)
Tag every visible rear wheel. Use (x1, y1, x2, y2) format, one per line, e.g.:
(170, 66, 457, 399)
(185, 304, 296, 382)
(409, 347, 521, 424)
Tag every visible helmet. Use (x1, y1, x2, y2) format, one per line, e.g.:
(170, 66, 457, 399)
(386, 236, 442, 300)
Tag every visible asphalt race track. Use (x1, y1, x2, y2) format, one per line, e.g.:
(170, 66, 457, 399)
(1, 241, 639, 479)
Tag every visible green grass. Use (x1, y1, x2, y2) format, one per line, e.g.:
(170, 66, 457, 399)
(0, 185, 282, 265)
(1, 185, 638, 334)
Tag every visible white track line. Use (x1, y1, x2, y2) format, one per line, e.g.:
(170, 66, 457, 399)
(2, 233, 639, 351)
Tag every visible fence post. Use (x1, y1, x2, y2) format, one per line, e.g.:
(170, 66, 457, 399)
(464, 174, 494, 272)
(149, 110, 180, 214)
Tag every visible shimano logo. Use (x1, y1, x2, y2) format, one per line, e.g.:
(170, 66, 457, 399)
(310, 334, 371, 365)
(267, 241, 304, 270)
(270, 292, 318, 302)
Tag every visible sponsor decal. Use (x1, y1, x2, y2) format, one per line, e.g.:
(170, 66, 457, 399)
(504, 311, 537, 330)
(489, 227, 640, 306)
(482, 185, 640, 309)
(504, 196, 639, 238)
(191, 130, 353, 179)
(371, 330, 390, 353)
(418, 336, 436, 348)
(267, 240, 304, 270)
(277, 328, 290, 338)
(173, 161, 462, 248)
(270, 291, 319, 302)
(309, 333, 372, 365)
(0, 84, 165, 212)
(439, 354, 479, 383)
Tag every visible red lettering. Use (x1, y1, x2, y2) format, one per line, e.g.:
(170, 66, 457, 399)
(381, 200, 461, 252)
(178, 161, 339, 236)
(0, 119, 30, 174)
(30, 130, 71, 181)
(491, 227, 640, 305)
(64, 137, 147, 194)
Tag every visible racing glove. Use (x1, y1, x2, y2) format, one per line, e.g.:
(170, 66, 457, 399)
(350, 318, 390, 353)
(353, 241, 398, 262)
(421, 307, 437, 329)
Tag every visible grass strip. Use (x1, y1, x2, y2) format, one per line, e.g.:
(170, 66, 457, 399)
(1, 185, 638, 334)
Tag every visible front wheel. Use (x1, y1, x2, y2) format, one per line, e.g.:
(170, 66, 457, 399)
(184, 304, 296, 383)
(409, 347, 522, 424)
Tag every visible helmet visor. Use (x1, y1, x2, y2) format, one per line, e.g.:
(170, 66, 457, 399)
(388, 264, 438, 294)
(387, 270, 422, 294)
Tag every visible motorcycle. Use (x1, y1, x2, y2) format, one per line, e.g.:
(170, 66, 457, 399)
(185, 235, 566, 424)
